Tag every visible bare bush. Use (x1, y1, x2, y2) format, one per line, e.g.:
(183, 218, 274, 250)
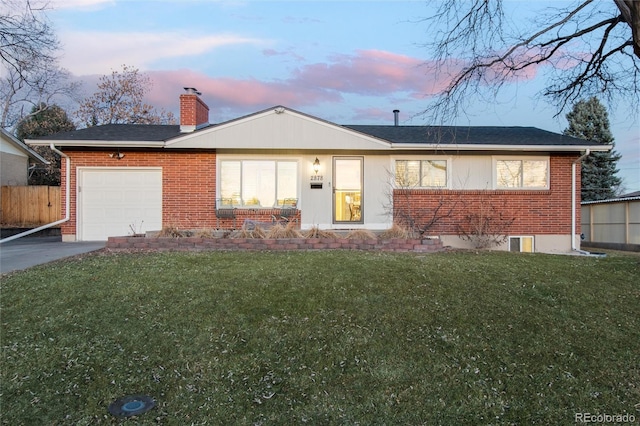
(303, 226, 340, 239)
(232, 226, 266, 239)
(266, 222, 303, 239)
(456, 199, 516, 249)
(346, 229, 377, 240)
(378, 223, 410, 240)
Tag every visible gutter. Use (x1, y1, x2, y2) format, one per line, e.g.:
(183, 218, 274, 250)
(571, 149, 590, 253)
(0, 144, 70, 244)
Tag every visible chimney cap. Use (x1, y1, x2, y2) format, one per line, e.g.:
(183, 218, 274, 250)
(393, 109, 400, 113)
(183, 87, 202, 96)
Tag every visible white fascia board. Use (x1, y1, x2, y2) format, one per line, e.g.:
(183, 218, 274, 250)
(26, 139, 165, 148)
(390, 143, 613, 152)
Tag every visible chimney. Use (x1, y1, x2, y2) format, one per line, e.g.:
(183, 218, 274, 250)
(393, 109, 400, 126)
(180, 87, 209, 132)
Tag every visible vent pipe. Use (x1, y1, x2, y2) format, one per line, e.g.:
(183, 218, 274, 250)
(393, 109, 399, 126)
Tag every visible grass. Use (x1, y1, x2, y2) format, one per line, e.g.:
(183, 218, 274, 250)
(1, 250, 639, 424)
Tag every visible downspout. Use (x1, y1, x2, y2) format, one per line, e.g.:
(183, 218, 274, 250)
(571, 149, 590, 253)
(0, 144, 70, 244)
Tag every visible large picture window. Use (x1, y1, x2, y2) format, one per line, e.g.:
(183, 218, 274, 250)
(495, 158, 548, 189)
(395, 160, 447, 188)
(220, 160, 297, 207)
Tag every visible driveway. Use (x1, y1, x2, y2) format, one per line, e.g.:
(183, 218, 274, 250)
(0, 237, 106, 275)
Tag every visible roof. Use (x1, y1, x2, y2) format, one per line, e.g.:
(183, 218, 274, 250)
(581, 192, 640, 205)
(27, 105, 612, 152)
(42, 124, 183, 142)
(1, 128, 48, 164)
(343, 125, 593, 146)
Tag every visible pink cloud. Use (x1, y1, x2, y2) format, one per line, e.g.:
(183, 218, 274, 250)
(291, 50, 435, 96)
(144, 69, 342, 119)
(76, 48, 550, 124)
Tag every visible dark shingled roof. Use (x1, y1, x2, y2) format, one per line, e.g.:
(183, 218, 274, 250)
(343, 125, 589, 146)
(41, 124, 183, 141)
(36, 115, 589, 147)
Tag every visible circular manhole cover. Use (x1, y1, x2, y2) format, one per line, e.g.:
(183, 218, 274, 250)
(108, 395, 155, 418)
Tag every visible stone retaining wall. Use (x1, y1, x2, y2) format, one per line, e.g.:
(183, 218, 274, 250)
(106, 236, 444, 253)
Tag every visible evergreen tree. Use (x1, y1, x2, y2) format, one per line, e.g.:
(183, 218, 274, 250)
(564, 97, 622, 201)
(17, 103, 76, 186)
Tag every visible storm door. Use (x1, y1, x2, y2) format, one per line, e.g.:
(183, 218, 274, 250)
(333, 157, 363, 223)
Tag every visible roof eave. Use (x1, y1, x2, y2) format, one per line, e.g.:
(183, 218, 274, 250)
(390, 143, 612, 152)
(26, 139, 166, 148)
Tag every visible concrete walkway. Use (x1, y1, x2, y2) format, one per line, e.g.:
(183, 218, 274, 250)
(0, 237, 105, 275)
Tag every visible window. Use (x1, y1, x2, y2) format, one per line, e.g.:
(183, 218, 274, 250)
(395, 160, 447, 188)
(509, 236, 534, 253)
(220, 160, 297, 207)
(496, 158, 548, 189)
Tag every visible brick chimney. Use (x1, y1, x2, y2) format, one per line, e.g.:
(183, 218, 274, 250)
(180, 87, 209, 132)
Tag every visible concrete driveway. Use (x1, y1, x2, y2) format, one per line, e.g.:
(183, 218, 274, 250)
(0, 237, 105, 275)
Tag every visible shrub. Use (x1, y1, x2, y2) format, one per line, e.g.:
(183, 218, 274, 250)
(303, 226, 340, 239)
(232, 226, 266, 239)
(346, 229, 377, 240)
(266, 222, 303, 239)
(192, 228, 217, 239)
(378, 223, 410, 239)
(157, 226, 186, 238)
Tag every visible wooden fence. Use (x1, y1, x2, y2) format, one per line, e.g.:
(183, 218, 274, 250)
(0, 186, 61, 226)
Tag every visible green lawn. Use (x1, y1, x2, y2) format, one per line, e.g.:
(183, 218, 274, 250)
(1, 250, 639, 424)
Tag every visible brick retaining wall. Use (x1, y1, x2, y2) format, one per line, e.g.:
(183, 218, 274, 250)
(106, 236, 444, 253)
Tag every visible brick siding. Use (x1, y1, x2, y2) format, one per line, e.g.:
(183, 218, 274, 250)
(393, 154, 580, 235)
(60, 149, 217, 235)
(59, 150, 579, 238)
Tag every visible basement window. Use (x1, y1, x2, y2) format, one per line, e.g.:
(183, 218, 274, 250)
(509, 236, 534, 253)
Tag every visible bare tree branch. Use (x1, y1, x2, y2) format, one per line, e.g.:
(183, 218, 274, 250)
(419, 0, 639, 122)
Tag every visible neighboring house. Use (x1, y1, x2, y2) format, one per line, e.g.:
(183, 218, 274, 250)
(28, 89, 611, 253)
(1, 127, 47, 186)
(581, 191, 640, 251)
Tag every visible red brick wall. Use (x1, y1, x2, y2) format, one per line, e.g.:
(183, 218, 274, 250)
(179, 94, 209, 127)
(59, 150, 579, 238)
(392, 154, 581, 235)
(59, 149, 217, 236)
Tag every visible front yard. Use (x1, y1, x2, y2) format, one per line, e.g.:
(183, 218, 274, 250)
(1, 250, 639, 424)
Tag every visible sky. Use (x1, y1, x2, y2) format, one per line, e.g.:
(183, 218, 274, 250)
(42, 0, 640, 192)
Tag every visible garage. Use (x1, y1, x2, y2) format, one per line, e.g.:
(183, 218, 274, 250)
(78, 168, 162, 241)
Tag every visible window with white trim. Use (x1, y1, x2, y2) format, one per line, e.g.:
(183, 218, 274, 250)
(220, 160, 297, 207)
(495, 158, 549, 189)
(395, 159, 448, 188)
(509, 236, 534, 253)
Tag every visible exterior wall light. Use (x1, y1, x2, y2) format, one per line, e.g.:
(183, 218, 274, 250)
(313, 157, 320, 174)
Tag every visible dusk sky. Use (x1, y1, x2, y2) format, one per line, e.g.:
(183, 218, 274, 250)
(46, 0, 639, 192)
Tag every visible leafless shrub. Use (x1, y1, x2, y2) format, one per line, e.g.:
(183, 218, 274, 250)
(346, 229, 377, 240)
(456, 199, 515, 249)
(192, 228, 217, 239)
(303, 226, 340, 239)
(266, 222, 303, 239)
(378, 223, 410, 239)
(232, 226, 266, 239)
(157, 226, 186, 238)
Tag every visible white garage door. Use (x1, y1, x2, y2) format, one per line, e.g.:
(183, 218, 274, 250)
(79, 168, 162, 241)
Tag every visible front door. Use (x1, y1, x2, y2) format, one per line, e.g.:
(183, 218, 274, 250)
(333, 157, 363, 223)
